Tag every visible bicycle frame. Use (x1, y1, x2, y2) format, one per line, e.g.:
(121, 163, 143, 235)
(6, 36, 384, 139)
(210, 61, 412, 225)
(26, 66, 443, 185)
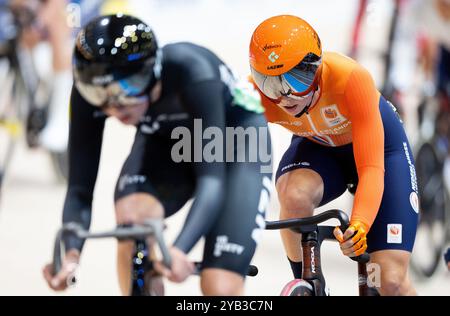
(266, 209, 374, 296)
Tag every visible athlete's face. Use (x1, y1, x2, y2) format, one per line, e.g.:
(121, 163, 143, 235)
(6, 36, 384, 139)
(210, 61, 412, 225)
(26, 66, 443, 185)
(101, 82, 162, 125)
(102, 101, 149, 125)
(277, 90, 319, 117)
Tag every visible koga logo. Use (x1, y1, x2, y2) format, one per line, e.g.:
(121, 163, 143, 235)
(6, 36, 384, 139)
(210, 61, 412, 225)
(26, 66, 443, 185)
(311, 246, 316, 273)
(263, 44, 281, 51)
(267, 64, 284, 70)
(268, 51, 279, 63)
(92, 74, 114, 85)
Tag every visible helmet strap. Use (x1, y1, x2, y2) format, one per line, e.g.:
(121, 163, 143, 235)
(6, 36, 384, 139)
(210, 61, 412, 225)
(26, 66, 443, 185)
(145, 49, 163, 103)
(295, 84, 319, 118)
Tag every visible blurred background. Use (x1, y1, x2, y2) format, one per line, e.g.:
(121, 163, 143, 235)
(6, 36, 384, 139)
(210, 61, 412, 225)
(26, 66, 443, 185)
(0, 0, 449, 295)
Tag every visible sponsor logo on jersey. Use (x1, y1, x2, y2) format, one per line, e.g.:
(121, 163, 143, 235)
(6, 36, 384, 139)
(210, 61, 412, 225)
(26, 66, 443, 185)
(403, 142, 418, 193)
(321, 105, 347, 127)
(387, 224, 402, 244)
(118, 174, 147, 192)
(324, 108, 337, 119)
(280, 161, 311, 173)
(410, 191, 419, 213)
(213, 236, 245, 257)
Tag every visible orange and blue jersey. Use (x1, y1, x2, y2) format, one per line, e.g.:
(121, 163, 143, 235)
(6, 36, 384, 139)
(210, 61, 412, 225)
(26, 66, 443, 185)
(254, 52, 419, 252)
(259, 52, 384, 231)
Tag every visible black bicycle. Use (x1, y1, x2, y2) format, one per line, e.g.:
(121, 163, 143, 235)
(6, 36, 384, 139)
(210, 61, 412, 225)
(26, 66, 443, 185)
(265, 209, 377, 296)
(411, 87, 450, 279)
(51, 219, 258, 296)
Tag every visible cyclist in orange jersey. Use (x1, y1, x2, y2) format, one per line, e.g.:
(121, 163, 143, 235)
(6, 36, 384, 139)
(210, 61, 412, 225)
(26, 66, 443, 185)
(250, 15, 418, 295)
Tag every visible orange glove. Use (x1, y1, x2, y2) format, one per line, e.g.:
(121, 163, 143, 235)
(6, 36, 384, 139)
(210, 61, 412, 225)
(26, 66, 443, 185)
(333, 220, 369, 257)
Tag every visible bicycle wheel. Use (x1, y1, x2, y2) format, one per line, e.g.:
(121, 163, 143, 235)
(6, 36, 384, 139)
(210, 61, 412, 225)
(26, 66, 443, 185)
(280, 279, 314, 296)
(411, 142, 447, 278)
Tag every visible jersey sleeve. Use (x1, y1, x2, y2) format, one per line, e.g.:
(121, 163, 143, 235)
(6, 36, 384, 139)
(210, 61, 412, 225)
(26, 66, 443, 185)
(344, 66, 385, 230)
(172, 79, 227, 253)
(62, 86, 106, 251)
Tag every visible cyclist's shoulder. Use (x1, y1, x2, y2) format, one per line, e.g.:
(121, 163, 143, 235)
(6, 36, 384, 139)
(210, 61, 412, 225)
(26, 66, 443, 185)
(163, 42, 215, 63)
(324, 51, 375, 92)
(323, 51, 359, 76)
(321, 52, 359, 95)
(162, 42, 224, 83)
(163, 42, 197, 57)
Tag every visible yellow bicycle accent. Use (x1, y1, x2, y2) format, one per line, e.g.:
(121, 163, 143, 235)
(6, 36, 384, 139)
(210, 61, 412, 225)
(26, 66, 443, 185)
(0, 119, 22, 138)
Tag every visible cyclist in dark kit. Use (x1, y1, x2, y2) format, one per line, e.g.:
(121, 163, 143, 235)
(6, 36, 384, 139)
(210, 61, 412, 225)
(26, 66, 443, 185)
(42, 13, 272, 295)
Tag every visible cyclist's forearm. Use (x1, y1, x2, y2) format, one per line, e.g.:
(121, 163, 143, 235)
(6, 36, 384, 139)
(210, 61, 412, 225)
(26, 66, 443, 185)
(62, 187, 94, 252)
(351, 166, 385, 229)
(173, 176, 225, 253)
(174, 80, 228, 253)
(62, 87, 104, 253)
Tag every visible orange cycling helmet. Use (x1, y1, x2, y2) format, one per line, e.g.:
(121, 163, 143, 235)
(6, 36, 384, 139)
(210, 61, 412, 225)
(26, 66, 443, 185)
(249, 15, 322, 102)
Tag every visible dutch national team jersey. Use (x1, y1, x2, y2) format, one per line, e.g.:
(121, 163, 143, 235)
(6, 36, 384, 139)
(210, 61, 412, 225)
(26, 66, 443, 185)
(255, 51, 386, 230)
(260, 51, 382, 148)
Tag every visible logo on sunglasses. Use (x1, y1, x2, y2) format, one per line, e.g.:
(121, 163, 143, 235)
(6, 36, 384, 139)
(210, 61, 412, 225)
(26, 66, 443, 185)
(268, 51, 279, 63)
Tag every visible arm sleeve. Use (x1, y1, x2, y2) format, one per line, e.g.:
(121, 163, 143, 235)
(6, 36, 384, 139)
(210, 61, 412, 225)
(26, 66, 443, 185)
(172, 80, 227, 253)
(344, 67, 385, 230)
(62, 86, 106, 251)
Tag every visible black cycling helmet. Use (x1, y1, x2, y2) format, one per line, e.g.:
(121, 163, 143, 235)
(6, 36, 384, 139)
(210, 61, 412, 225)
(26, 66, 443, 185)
(73, 13, 161, 107)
